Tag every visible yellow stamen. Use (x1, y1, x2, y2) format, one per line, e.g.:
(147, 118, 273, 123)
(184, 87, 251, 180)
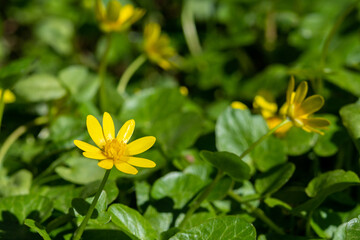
(103, 139, 127, 162)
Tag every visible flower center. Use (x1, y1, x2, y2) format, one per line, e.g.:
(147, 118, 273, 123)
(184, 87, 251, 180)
(103, 139, 127, 162)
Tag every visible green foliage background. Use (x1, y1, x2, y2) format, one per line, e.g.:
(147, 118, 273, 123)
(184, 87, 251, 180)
(1, 0, 360, 239)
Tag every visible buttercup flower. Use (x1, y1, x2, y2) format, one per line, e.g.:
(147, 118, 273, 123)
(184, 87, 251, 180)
(95, 0, 145, 32)
(284, 77, 330, 134)
(253, 95, 291, 136)
(231, 101, 248, 110)
(144, 23, 177, 70)
(0, 89, 16, 103)
(74, 112, 156, 174)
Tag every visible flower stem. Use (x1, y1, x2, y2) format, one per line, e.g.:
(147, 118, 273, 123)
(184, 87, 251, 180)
(239, 119, 290, 160)
(228, 191, 285, 235)
(181, 0, 202, 56)
(98, 34, 112, 111)
(0, 90, 5, 132)
(73, 169, 111, 240)
(0, 116, 48, 168)
(117, 54, 147, 95)
(178, 170, 224, 229)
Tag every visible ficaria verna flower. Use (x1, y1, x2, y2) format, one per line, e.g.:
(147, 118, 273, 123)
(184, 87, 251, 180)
(253, 95, 291, 136)
(144, 23, 177, 70)
(74, 112, 156, 175)
(95, 0, 145, 32)
(284, 77, 330, 134)
(231, 101, 248, 110)
(0, 89, 16, 104)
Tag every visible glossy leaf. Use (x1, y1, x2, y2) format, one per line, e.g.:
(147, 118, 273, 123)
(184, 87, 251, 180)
(340, 102, 360, 151)
(170, 216, 256, 240)
(216, 108, 286, 172)
(151, 172, 206, 209)
(200, 150, 250, 181)
(109, 203, 158, 240)
(305, 170, 360, 198)
(24, 219, 51, 240)
(345, 215, 360, 240)
(0, 195, 53, 223)
(255, 163, 295, 196)
(14, 73, 66, 102)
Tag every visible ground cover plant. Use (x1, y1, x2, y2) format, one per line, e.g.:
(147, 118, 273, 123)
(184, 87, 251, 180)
(1, 0, 360, 239)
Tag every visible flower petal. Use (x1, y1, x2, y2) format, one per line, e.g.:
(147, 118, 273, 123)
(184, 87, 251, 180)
(286, 77, 295, 105)
(126, 136, 156, 155)
(74, 140, 101, 153)
(83, 152, 107, 160)
(87, 115, 106, 148)
(301, 118, 330, 128)
(118, 5, 134, 24)
(98, 159, 114, 169)
(297, 95, 325, 116)
(116, 119, 135, 143)
(103, 112, 115, 141)
(127, 157, 156, 168)
(302, 126, 324, 135)
(115, 162, 138, 175)
(294, 81, 308, 104)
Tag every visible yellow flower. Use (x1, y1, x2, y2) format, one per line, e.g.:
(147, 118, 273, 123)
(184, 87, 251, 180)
(284, 77, 330, 134)
(0, 89, 16, 103)
(74, 112, 156, 175)
(253, 95, 277, 119)
(144, 23, 177, 70)
(252, 95, 290, 136)
(95, 0, 145, 32)
(231, 101, 248, 110)
(179, 86, 189, 96)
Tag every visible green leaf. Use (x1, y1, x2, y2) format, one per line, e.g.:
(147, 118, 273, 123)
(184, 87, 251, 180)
(151, 172, 206, 209)
(121, 87, 185, 129)
(175, 212, 215, 230)
(305, 170, 360, 198)
(293, 170, 360, 214)
(0, 169, 32, 196)
(207, 176, 233, 201)
(135, 181, 151, 207)
(282, 127, 317, 156)
(58, 65, 98, 102)
(144, 206, 173, 234)
(264, 197, 292, 210)
(170, 215, 256, 240)
(55, 155, 104, 185)
(313, 114, 340, 157)
(216, 108, 286, 172)
(255, 163, 295, 196)
(0, 195, 53, 223)
(14, 73, 66, 102)
(152, 112, 204, 154)
(35, 17, 74, 55)
(326, 68, 360, 97)
(345, 215, 360, 240)
(36, 184, 81, 213)
(340, 102, 360, 151)
(24, 219, 51, 240)
(200, 151, 250, 181)
(109, 203, 158, 240)
(0, 58, 36, 89)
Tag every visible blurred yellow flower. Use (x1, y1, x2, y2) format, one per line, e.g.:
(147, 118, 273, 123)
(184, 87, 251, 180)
(0, 89, 16, 103)
(95, 0, 145, 32)
(179, 86, 189, 96)
(253, 95, 291, 136)
(74, 112, 156, 175)
(231, 101, 248, 110)
(284, 77, 330, 135)
(144, 23, 177, 70)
